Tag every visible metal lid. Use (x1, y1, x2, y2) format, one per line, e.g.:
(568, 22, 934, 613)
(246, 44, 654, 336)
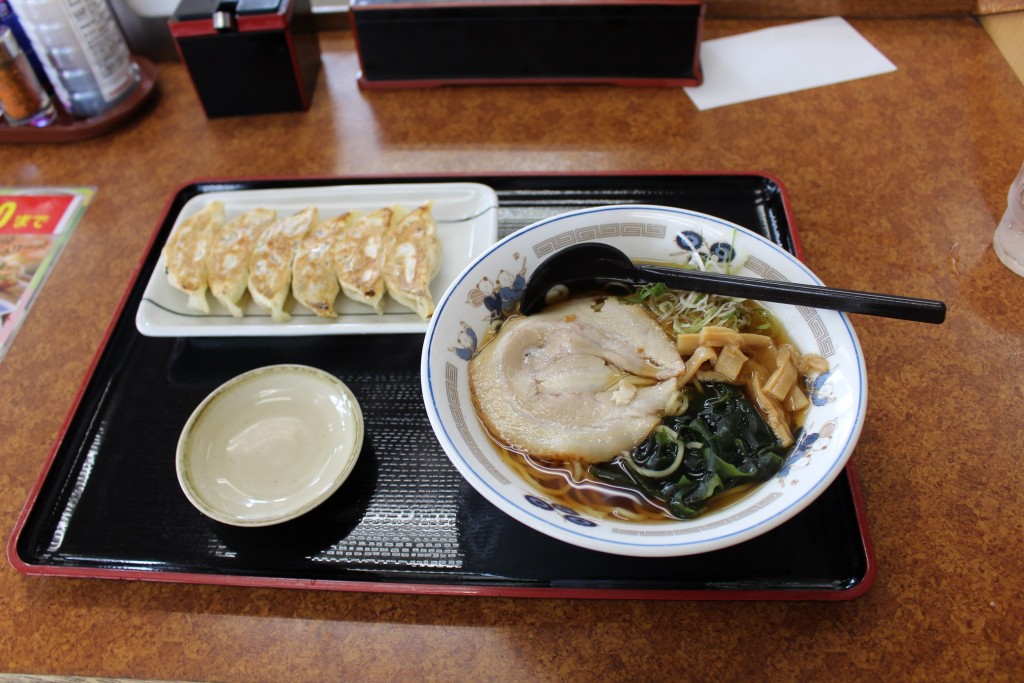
(0, 24, 21, 63)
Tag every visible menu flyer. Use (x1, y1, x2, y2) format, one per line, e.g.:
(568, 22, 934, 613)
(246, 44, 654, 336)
(0, 187, 94, 364)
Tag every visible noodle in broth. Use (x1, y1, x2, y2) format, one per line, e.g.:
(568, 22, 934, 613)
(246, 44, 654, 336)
(473, 285, 827, 523)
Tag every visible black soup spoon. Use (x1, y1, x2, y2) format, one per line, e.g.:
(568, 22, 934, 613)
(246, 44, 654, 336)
(518, 242, 946, 324)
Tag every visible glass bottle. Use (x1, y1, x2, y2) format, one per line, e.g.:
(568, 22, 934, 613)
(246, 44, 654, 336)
(8, 0, 139, 119)
(994, 163, 1024, 277)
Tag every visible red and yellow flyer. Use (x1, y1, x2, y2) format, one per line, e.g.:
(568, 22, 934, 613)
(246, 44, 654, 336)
(0, 187, 94, 363)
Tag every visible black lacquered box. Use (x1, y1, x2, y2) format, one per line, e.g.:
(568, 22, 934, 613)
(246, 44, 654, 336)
(168, 0, 321, 117)
(352, 0, 705, 88)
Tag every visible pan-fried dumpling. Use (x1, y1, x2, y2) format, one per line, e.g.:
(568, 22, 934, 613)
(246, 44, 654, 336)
(382, 202, 442, 320)
(207, 207, 277, 317)
(292, 212, 353, 318)
(331, 207, 393, 314)
(247, 206, 318, 322)
(163, 201, 225, 313)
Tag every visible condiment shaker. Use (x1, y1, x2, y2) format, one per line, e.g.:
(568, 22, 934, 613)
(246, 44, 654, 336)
(994, 162, 1024, 277)
(8, 0, 138, 119)
(0, 23, 54, 126)
(0, 0, 48, 88)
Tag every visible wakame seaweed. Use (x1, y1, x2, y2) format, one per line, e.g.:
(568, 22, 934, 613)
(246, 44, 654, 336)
(591, 382, 787, 519)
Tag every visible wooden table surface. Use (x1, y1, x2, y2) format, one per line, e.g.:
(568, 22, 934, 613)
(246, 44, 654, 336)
(2, 18, 1023, 683)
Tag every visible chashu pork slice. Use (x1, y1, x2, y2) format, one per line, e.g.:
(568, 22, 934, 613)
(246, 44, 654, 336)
(382, 202, 442, 320)
(469, 296, 686, 463)
(247, 206, 318, 322)
(163, 201, 226, 313)
(331, 207, 392, 313)
(207, 207, 277, 317)
(292, 211, 353, 318)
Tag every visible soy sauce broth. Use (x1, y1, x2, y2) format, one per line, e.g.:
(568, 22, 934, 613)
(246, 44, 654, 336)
(475, 289, 812, 524)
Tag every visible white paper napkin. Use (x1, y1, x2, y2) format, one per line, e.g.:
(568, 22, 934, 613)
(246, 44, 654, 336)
(684, 16, 897, 110)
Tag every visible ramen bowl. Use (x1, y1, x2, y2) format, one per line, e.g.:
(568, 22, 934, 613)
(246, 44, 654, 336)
(421, 205, 867, 557)
(177, 364, 364, 527)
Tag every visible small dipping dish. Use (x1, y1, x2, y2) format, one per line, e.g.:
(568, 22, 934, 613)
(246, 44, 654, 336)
(176, 364, 364, 526)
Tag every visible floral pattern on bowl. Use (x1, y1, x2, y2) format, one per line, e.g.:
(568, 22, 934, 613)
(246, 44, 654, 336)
(421, 205, 867, 557)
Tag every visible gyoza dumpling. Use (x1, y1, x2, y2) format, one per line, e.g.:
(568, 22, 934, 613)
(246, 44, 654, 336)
(292, 212, 353, 318)
(382, 202, 442, 320)
(331, 207, 393, 314)
(247, 206, 318, 322)
(163, 201, 225, 313)
(207, 207, 277, 317)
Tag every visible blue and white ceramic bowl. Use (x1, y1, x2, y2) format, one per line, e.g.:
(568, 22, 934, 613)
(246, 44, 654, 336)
(421, 205, 867, 557)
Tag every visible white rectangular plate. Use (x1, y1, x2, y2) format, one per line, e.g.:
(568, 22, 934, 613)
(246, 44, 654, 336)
(136, 182, 499, 337)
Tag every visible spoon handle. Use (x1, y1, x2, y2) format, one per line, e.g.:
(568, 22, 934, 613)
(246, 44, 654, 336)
(638, 266, 947, 324)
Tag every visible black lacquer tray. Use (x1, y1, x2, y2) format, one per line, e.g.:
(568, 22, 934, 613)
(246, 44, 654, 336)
(9, 173, 875, 599)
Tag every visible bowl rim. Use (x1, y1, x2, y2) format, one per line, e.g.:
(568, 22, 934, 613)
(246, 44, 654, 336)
(421, 204, 867, 557)
(176, 363, 364, 527)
